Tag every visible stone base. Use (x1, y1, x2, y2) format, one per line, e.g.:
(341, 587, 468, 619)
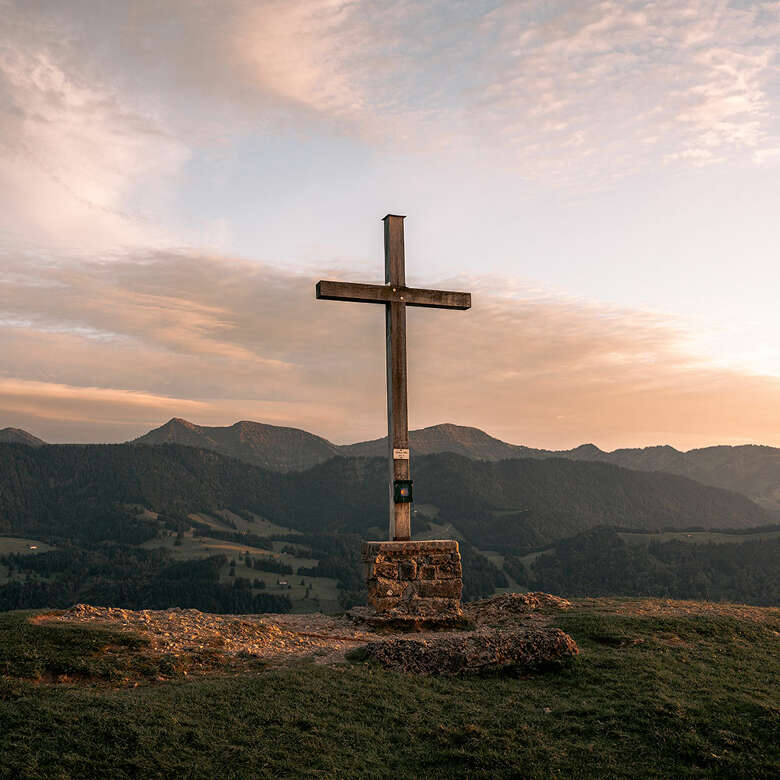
(347, 605, 471, 632)
(360, 540, 464, 626)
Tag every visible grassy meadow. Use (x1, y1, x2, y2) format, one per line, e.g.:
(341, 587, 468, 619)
(1, 599, 778, 778)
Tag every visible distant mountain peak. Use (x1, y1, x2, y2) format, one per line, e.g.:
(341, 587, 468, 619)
(0, 428, 46, 446)
(570, 443, 605, 455)
(420, 423, 505, 440)
(422, 422, 478, 433)
(166, 417, 200, 429)
(340, 421, 519, 461)
(134, 417, 340, 472)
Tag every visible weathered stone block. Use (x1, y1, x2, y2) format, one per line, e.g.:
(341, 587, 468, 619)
(374, 561, 399, 579)
(396, 596, 462, 617)
(436, 559, 463, 579)
(362, 540, 463, 619)
(423, 555, 445, 565)
(415, 579, 463, 599)
(367, 577, 408, 599)
(362, 540, 459, 560)
(398, 559, 417, 580)
(368, 597, 409, 613)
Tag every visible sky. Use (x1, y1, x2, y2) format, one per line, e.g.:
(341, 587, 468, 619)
(1, 0, 780, 450)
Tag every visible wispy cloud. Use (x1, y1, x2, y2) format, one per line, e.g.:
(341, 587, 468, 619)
(4, 0, 778, 199)
(2, 2, 779, 448)
(0, 6, 188, 250)
(2, 249, 780, 448)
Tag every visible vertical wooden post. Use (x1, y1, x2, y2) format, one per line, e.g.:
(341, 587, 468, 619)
(317, 215, 469, 541)
(384, 214, 411, 541)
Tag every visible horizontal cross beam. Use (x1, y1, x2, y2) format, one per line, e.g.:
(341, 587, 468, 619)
(316, 280, 471, 310)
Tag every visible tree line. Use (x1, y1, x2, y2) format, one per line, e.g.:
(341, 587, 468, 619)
(527, 527, 780, 605)
(1, 547, 291, 613)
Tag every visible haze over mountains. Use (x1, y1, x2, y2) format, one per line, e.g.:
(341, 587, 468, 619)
(8, 418, 780, 511)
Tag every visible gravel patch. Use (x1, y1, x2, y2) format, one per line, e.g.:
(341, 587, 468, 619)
(40, 593, 579, 673)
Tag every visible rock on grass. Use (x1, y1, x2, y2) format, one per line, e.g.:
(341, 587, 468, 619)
(465, 592, 572, 625)
(354, 628, 578, 676)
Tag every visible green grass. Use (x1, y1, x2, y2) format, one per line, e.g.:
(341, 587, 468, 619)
(1, 601, 778, 778)
(0, 537, 54, 556)
(0, 537, 56, 586)
(140, 528, 275, 560)
(0, 612, 164, 686)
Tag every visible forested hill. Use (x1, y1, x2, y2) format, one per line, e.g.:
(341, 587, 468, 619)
(0, 443, 769, 551)
(127, 419, 780, 510)
(408, 454, 768, 549)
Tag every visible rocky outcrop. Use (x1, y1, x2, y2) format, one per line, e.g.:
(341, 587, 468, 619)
(464, 592, 572, 625)
(356, 628, 578, 676)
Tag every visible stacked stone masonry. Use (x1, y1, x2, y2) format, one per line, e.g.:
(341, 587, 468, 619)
(362, 540, 463, 617)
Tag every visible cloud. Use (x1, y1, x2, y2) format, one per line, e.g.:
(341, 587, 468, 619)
(0, 6, 189, 250)
(2, 249, 780, 449)
(5, 0, 778, 193)
(2, 2, 780, 448)
(470, 0, 780, 182)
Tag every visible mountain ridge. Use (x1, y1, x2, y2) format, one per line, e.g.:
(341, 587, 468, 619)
(135, 418, 780, 510)
(0, 442, 769, 551)
(7, 417, 780, 510)
(133, 417, 341, 472)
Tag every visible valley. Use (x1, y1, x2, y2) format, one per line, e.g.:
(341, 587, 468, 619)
(0, 433, 777, 613)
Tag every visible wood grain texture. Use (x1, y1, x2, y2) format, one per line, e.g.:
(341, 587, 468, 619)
(315, 214, 471, 542)
(385, 216, 411, 541)
(315, 280, 470, 310)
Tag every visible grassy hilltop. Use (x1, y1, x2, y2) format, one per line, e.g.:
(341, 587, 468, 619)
(1, 597, 778, 779)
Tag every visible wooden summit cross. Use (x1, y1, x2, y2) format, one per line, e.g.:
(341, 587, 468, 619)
(316, 215, 471, 542)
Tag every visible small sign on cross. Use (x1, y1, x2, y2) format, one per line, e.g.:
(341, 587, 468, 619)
(316, 215, 471, 541)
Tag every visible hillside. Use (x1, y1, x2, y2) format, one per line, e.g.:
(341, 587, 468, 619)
(549, 442, 780, 512)
(133, 418, 341, 472)
(0, 427, 45, 447)
(343, 425, 780, 511)
(128, 419, 780, 510)
(1, 442, 775, 614)
(0, 443, 768, 549)
(1, 598, 778, 778)
(7, 415, 780, 513)
(521, 526, 780, 605)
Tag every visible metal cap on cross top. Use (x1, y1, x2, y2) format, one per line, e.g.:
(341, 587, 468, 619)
(315, 215, 471, 542)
